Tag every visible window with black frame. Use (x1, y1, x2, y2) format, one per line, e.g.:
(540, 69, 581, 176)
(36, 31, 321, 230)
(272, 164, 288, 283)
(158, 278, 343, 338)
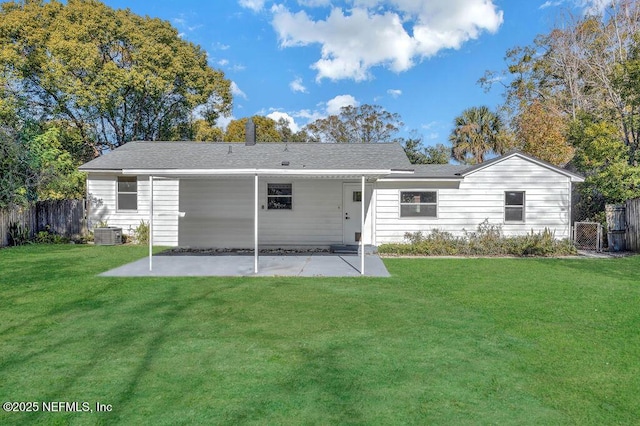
(505, 191, 525, 222)
(267, 183, 292, 210)
(400, 191, 437, 218)
(117, 176, 137, 210)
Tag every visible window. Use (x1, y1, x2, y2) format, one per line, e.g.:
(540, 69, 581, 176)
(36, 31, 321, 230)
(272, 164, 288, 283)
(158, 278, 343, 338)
(352, 191, 362, 202)
(400, 191, 437, 218)
(267, 183, 292, 210)
(117, 176, 137, 210)
(505, 191, 525, 222)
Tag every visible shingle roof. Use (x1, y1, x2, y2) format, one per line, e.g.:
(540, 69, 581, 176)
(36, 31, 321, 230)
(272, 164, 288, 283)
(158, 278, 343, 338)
(79, 141, 414, 171)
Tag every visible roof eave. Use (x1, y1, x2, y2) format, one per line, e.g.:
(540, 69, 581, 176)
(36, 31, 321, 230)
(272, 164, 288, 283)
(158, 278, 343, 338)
(118, 168, 397, 178)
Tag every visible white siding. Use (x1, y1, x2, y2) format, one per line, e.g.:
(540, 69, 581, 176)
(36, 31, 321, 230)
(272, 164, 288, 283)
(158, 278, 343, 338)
(375, 156, 573, 243)
(178, 178, 345, 248)
(87, 174, 179, 246)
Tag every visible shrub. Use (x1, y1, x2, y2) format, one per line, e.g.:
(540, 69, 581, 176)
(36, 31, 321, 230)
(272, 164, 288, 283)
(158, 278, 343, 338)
(379, 220, 577, 257)
(34, 230, 67, 244)
(8, 222, 30, 246)
(133, 220, 149, 245)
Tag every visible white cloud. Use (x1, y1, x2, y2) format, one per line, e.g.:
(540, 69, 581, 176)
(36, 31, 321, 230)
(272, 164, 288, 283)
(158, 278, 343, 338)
(540, 1, 565, 9)
(231, 81, 247, 99)
(325, 94, 358, 115)
(387, 89, 402, 98)
(239, 0, 266, 12)
(218, 59, 229, 66)
(213, 42, 230, 51)
(289, 77, 308, 93)
(539, 0, 614, 14)
(216, 115, 234, 130)
(294, 108, 324, 122)
(578, 0, 613, 14)
(298, 0, 332, 7)
(421, 121, 439, 130)
(267, 111, 301, 132)
(271, 1, 504, 81)
(426, 132, 440, 140)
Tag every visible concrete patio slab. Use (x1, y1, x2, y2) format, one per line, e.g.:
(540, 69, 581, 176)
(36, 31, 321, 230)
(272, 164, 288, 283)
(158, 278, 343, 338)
(99, 254, 390, 277)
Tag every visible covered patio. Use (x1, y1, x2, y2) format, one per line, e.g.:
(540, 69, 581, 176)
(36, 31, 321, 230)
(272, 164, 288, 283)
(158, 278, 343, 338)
(99, 252, 390, 277)
(142, 170, 393, 276)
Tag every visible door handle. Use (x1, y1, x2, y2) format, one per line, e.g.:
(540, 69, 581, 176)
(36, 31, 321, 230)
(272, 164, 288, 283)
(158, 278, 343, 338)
(345, 213, 350, 220)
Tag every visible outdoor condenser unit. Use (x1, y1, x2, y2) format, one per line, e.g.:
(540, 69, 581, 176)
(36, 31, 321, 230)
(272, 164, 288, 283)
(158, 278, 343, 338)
(94, 227, 123, 245)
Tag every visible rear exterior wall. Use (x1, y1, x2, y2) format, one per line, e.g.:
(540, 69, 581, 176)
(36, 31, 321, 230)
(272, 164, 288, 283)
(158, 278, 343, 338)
(374, 156, 572, 244)
(178, 178, 346, 248)
(87, 174, 179, 246)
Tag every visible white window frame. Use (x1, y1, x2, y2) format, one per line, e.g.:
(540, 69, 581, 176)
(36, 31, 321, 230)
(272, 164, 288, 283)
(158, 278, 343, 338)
(117, 176, 138, 211)
(399, 190, 438, 219)
(266, 182, 293, 211)
(504, 191, 525, 223)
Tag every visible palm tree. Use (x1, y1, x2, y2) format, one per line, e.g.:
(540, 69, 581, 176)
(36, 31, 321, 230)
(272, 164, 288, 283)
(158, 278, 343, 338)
(449, 106, 507, 165)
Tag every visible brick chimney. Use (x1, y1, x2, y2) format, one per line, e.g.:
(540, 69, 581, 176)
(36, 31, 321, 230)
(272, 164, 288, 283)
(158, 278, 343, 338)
(245, 117, 256, 146)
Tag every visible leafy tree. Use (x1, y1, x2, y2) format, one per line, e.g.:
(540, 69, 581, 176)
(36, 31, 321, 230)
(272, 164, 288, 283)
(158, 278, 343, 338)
(449, 106, 508, 165)
(305, 115, 348, 143)
(192, 119, 224, 142)
(223, 116, 282, 142)
(515, 100, 574, 166)
(304, 104, 403, 143)
(0, 126, 84, 207)
(0, 0, 232, 156)
(402, 136, 450, 164)
(569, 116, 640, 219)
(423, 144, 451, 164)
(0, 129, 29, 207)
(482, 1, 640, 164)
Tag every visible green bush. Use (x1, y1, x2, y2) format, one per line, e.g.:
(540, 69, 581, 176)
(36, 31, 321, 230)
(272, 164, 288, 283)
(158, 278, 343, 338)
(34, 228, 68, 244)
(8, 222, 30, 246)
(379, 220, 578, 257)
(133, 220, 149, 245)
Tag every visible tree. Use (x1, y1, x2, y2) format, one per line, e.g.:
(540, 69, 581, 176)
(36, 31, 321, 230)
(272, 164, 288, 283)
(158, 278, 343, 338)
(192, 119, 224, 142)
(424, 144, 451, 164)
(0, 0, 232, 156)
(223, 116, 282, 142)
(401, 135, 450, 164)
(515, 100, 574, 166)
(481, 1, 640, 164)
(304, 104, 403, 143)
(449, 106, 508, 164)
(569, 116, 640, 219)
(0, 126, 85, 207)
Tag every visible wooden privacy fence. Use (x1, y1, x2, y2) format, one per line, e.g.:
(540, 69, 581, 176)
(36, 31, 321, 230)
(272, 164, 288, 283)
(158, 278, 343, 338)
(627, 198, 640, 252)
(0, 199, 86, 247)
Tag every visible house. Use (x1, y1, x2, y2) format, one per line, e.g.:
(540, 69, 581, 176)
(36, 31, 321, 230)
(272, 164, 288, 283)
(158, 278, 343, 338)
(79, 127, 584, 269)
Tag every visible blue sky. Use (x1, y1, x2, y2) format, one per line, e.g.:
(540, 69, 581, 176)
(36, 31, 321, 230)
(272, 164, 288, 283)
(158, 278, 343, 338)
(101, 0, 611, 147)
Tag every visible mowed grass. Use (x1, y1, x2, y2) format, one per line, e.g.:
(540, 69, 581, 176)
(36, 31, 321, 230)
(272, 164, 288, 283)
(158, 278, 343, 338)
(0, 245, 639, 425)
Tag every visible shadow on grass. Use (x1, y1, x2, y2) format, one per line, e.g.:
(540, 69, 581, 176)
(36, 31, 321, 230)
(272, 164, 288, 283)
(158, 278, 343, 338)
(7, 279, 237, 425)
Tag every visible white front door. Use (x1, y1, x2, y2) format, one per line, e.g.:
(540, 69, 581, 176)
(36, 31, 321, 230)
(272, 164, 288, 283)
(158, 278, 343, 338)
(342, 183, 369, 244)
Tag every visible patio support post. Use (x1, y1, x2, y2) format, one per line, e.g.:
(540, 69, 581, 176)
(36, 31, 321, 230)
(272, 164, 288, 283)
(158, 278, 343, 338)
(361, 175, 365, 276)
(149, 175, 153, 272)
(254, 173, 259, 274)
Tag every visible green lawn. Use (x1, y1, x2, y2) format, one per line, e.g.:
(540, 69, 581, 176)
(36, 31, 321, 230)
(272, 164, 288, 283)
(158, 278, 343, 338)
(1, 245, 639, 425)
